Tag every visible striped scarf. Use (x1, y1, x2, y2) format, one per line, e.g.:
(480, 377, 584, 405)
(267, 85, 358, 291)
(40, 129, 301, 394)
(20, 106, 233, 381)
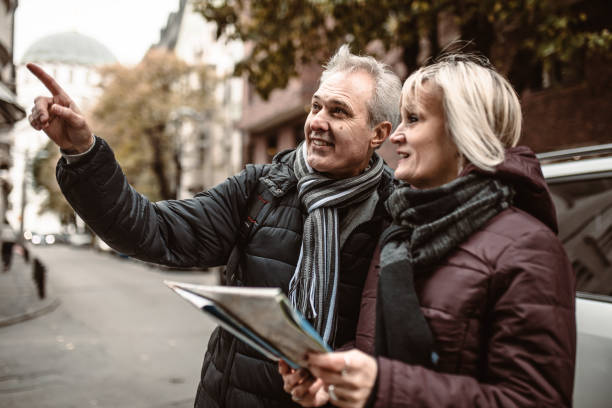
(289, 142, 384, 343)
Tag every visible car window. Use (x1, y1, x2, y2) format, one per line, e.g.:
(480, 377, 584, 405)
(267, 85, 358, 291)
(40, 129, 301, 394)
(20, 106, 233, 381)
(548, 176, 612, 299)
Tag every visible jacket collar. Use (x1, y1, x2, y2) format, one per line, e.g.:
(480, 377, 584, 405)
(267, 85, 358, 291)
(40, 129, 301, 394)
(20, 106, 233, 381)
(259, 148, 396, 201)
(460, 146, 558, 234)
(259, 148, 299, 198)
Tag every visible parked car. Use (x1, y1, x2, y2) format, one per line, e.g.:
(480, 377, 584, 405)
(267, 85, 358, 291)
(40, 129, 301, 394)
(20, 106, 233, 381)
(67, 232, 93, 247)
(27, 232, 57, 246)
(539, 143, 612, 407)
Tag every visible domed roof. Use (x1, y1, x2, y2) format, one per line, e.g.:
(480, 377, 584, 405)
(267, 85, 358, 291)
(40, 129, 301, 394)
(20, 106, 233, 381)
(22, 31, 117, 66)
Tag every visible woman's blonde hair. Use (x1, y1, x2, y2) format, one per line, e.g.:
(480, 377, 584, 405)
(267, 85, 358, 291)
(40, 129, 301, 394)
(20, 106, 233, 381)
(403, 53, 522, 171)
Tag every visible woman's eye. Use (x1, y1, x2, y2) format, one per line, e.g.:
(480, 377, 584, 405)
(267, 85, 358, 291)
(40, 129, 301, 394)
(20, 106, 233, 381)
(408, 114, 418, 123)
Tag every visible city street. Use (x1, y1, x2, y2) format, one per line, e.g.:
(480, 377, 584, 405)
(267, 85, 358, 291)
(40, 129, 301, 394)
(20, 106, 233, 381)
(0, 245, 218, 408)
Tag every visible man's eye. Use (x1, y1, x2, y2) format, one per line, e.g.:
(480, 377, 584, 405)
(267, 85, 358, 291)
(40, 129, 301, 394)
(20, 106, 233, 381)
(332, 107, 347, 116)
(311, 102, 321, 112)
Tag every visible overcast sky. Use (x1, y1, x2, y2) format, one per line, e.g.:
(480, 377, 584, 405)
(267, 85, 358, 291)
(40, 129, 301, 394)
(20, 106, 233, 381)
(14, 0, 181, 65)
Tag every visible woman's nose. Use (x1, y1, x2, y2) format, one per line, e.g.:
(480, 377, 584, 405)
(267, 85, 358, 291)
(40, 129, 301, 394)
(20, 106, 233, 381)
(389, 126, 405, 144)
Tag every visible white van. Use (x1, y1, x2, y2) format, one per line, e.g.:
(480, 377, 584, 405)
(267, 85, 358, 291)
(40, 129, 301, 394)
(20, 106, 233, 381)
(539, 143, 612, 407)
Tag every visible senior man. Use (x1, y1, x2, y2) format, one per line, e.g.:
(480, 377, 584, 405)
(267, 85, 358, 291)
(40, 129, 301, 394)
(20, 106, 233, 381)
(27, 45, 401, 407)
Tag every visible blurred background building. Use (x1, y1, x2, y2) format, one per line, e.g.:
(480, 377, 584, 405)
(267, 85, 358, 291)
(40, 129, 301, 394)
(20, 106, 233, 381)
(155, 0, 243, 198)
(239, 62, 320, 164)
(1, 0, 26, 244)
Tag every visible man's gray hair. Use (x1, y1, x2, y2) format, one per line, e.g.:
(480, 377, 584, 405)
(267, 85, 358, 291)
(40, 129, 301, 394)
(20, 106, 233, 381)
(321, 45, 401, 130)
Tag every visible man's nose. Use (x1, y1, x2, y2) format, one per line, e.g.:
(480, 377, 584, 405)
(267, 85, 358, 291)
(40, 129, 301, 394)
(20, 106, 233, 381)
(309, 112, 329, 132)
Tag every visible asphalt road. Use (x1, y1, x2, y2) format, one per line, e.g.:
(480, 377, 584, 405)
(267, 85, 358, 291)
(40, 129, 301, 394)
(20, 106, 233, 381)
(0, 245, 219, 408)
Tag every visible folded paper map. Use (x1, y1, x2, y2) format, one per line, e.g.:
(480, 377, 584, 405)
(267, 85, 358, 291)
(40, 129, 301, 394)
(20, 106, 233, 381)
(164, 281, 331, 369)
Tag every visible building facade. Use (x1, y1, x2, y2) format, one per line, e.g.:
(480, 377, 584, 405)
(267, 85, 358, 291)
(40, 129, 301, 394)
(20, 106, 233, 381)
(239, 63, 320, 165)
(155, 0, 244, 199)
(521, 51, 612, 152)
(0, 0, 25, 242)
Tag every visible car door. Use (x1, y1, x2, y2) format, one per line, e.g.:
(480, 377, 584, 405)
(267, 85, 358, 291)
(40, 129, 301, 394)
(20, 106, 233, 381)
(542, 157, 612, 407)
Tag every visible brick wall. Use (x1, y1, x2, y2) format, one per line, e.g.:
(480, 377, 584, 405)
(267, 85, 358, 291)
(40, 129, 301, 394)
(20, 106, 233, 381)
(521, 55, 612, 153)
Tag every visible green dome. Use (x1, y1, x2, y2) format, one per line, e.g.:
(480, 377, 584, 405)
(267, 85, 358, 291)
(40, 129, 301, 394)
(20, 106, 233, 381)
(22, 31, 117, 66)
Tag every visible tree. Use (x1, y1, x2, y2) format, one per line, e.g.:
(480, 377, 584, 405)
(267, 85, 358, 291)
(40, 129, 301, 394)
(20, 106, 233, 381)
(194, 0, 612, 98)
(91, 49, 215, 201)
(30, 50, 215, 226)
(31, 141, 76, 226)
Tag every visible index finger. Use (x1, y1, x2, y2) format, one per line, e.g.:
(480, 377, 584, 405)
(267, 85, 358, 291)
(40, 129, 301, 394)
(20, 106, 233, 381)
(26, 63, 66, 96)
(307, 352, 345, 372)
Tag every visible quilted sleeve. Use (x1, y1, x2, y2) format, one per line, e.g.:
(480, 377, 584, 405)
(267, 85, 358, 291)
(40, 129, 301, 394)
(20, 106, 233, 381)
(56, 136, 265, 268)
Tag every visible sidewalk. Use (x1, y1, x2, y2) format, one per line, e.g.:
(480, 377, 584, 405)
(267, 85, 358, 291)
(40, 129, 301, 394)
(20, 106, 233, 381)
(0, 248, 59, 327)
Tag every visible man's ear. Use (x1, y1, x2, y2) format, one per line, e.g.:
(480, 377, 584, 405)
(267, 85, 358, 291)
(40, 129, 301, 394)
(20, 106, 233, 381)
(371, 121, 392, 149)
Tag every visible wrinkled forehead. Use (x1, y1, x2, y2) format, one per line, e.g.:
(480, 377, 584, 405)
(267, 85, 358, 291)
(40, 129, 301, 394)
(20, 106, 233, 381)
(315, 70, 374, 104)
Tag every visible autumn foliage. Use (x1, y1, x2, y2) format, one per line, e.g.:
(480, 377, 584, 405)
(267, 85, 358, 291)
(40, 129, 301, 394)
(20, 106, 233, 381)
(91, 49, 215, 201)
(194, 0, 612, 99)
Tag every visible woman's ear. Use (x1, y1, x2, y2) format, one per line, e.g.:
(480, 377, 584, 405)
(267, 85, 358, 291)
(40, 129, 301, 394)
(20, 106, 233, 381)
(371, 121, 392, 149)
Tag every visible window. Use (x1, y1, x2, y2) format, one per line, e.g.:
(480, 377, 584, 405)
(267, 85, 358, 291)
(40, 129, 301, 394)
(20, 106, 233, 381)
(266, 134, 278, 163)
(549, 175, 612, 299)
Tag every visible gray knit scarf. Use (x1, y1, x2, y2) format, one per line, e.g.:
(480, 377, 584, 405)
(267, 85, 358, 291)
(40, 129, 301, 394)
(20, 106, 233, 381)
(289, 142, 384, 343)
(375, 174, 514, 366)
(381, 174, 514, 268)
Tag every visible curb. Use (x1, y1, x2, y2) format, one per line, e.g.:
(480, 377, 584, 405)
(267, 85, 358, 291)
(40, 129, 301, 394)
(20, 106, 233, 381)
(0, 297, 61, 328)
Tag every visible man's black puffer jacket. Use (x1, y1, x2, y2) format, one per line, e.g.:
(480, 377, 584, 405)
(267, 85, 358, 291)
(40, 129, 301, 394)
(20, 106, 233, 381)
(56, 137, 395, 408)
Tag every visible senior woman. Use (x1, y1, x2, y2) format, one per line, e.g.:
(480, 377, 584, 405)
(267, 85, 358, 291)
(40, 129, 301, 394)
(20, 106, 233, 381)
(280, 54, 576, 408)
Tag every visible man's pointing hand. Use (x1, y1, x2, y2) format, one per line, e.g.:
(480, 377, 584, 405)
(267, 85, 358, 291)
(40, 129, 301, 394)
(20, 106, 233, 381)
(27, 63, 94, 154)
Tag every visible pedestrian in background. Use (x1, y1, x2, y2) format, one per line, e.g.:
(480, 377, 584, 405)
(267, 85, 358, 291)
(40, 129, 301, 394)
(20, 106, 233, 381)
(26, 46, 402, 408)
(1, 224, 17, 272)
(283, 53, 576, 408)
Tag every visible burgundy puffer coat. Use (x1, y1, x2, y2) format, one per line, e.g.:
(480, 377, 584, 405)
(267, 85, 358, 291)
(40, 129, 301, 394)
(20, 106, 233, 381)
(355, 147, 576, 407)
